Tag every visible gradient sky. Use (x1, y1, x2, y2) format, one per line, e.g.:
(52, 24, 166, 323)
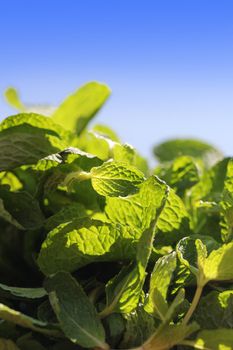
(0, 0, 233, 161)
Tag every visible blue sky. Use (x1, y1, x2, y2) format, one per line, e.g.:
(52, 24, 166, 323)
(0, 0, 233, 160)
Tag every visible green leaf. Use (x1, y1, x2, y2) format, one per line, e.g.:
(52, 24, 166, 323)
(16, 334, 47, 350)
(100, 183, 168, 316)
(52, 81, 111, 134)
(93, 124, 120, 142)
(0, 187, 44, 229)
(106, 175, 189, 245)
(142, 322, 199, 350)
(144, 252, 177, 320)
(187, 157, 231, 237)
(4, 87, 25, 111)
(193, 290, 233, 329)
(38, 217, 141, 275)
(155, 188, 190, 245)
(120, 306, 157, 348)
(198, 241, 233, 286)
(154, 155, 200, 194)
(105, 176, 167, 229)
(154, 138, 222, 164)
(44, 271, 108, 349)
(90, 161, 145, 197)
(0, 303, 59, 337)
(103, 313, 125, 348)
(185, 329, 233, 350)
(219, 159, 233, 242)
(0, 338, 20, 350)
(0, 113, 67, 171)
(0, 283, 46, 299)
(100, 263, 143, 315)
(44, 203, 87, 231)
(176, 235, 220, 277)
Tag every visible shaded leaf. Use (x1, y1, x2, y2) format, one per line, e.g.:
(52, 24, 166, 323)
(45, 271, 107, 349)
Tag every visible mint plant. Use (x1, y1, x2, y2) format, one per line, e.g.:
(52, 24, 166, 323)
(0, 82, 233, 349)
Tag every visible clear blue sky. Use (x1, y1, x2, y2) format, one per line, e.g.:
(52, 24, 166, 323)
(0, 0, 233, 160)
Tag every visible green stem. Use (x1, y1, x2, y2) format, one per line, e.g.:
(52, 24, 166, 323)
(183, 285, 203, 325)
(98, 304, 114, 319)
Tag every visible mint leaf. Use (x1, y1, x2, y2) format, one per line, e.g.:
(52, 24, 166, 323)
(154, 138, 222, 164)
(90, 161, 145, 197)
(0, 283, 46, 299)
(44, 203, 87, 231)
(4, 87, 25, 111)
(156, 188, 190, 245)
(142, 322, 199, 350)
(144, 252, 177, 319)
(100, 183, 168, 316)
(52, 81, 111, 134)
(105, 176, 167, 229)
(154, 155, 200, 194)
(0, 114, 67, 171)
(0, 187, 44, 229)
(0, 303, 59, 337)
(45, 271, 108, 349)
(198, 241, 233, 286)
(38, 218, 141, 275)
(176, 235, 220, 277)
(193, 290, 233, 329)
(120, 306, 157, 348)
(92, 124, 120, 142)
(185, 329, 233, 349)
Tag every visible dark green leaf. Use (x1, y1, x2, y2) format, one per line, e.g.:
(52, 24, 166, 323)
(45, 271, 107, 348)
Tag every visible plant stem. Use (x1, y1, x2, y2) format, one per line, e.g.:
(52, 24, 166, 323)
(98, 304, 113, 319)
(183, 285, 203, 325)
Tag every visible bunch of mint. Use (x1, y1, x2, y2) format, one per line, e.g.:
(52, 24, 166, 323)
(0, 82, 233, 349)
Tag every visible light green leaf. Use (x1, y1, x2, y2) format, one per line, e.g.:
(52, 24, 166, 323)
(105, 176, 167, 227)
(106, 176, 188, 244)
(0, 338, 20, 350)
(198, 241, 233, 286)
(0, 303, 59, 337)
(176, 235, 220, 277)
(100, 193, 168, 316)
(52, 81, 111, 134)
(156, 188, 190, 245)
(74, 130, 111, 160)
(38, 217, 141, 275)
(4, 87, 25, 111)
(0, 112, 67, 138)
(144, 252, 177, 320)
(0, 283, 46, 299)
(154, 138, 222, 164)
(92, 124, 120, 142)
(154, 155, 200, 194)
(90, 161, 145, 197)
(142, 322, 199, 350)
(44, 271, 108, 349)
(100, 263, 143, 315)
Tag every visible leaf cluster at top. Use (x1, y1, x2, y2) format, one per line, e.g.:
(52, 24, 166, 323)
(0, 83, 232, 350)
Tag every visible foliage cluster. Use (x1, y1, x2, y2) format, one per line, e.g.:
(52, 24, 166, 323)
(0, 83, 233, 349)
